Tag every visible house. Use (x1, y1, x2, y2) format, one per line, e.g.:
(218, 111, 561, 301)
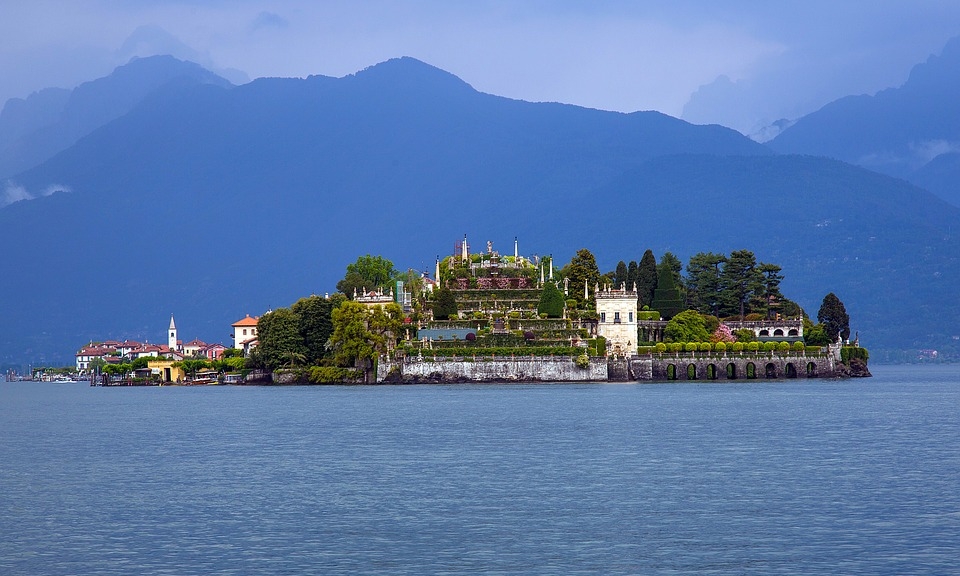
(232, 315, 259, 351)
(201, 342, 227, 360)
(182, 339, 208, 357)
(75, 344, 117, 372)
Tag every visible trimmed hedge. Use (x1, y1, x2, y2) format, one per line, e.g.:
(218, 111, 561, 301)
(841, 346, 870, 364)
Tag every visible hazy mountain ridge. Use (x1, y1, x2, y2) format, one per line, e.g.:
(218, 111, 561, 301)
(0, 55, 233, 183)
(1, 56, 958, 365)
(770, 36, 960, 206)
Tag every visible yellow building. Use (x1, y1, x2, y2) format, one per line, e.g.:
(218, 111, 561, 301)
(147, 359, 185, 383)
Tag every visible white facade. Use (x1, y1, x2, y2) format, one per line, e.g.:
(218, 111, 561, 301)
(595, 285, 639, 357)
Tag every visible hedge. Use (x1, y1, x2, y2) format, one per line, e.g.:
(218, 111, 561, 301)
(841, 346, 870, 364)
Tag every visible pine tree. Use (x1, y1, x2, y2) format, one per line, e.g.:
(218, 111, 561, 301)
(719, 249, 763, 319)
(686, 252, 726, 315)
(818, 293, 850, 342)
(560, 248, 602, 308)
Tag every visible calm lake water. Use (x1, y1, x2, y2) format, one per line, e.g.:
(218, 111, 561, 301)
(1, 366, 958, 575)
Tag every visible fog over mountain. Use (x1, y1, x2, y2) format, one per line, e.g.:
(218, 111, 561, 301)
(1, 56, 959, 366)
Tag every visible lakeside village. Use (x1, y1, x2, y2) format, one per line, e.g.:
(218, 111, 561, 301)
(54, 236, 869, 386)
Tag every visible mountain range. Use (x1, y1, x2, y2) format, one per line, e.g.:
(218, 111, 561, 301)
(2, 54, 959, 366)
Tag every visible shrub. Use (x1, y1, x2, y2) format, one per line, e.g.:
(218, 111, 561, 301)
(733, 328, 756, 342)
(638, 346, 655, 355)
(574, 353, 591, 369)
(668, 342, 683, 353)
(465, 332, 477, 342)
(762, 341, 777, 352)
(714, 342, 727, 352)
(792, 341, 806, 352)
(699, 342, 712, 352)
(747, 341, 760, 352)
(731, 342, 744, 352)
(508, 311, 521, 319)
(744, 313, 765, 321)
(777, 341, 791, 352)
(523, 330, 536, 341)
(308, 366, 363, 384)
(684, 342, 698, 352)
(841, 346, 870, 364)
(655, 342, 667, 353)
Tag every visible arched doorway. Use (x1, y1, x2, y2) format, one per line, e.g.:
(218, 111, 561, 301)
(765, 363, 778, 378)
(667, 364, 677, 380)
(785, 363, 797, 378)
(746, 363, 756, 379)
(706, 364, 718, 380)
(687, 364, 698, 380)
(726, 363, 738, 379)
(806, 362, 817, 377)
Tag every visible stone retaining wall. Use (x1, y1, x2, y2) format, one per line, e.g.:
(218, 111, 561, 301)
(378, 356, 607, 383)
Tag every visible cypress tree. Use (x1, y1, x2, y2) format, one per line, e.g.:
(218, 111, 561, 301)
(432, 287, 458, 320)
(650, 263, 684, 320)
(614, 261, 628, 289)
(626, 260, 638, 291)
(636, 250, 658, 307)
(818, 293, 850, 342)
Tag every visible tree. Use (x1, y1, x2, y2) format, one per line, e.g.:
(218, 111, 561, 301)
(251, 307, 305, 371)
(537, 280, 565, 318)
(432, 287, 458, 320)
(560, 248, 602, 308)
(664, 310, 711, 343)
(650, 262, 684, 320)
(686, 252, 726, 315)
(758, 263, 784, 318)
(818, 293, 850, 342)
(613, 261, 628, 289)
(636, 250, 658, 307)
(659, 252, 684, 292)
(626, 260, 638, 292)
(336, 254, 398, 297)
(291, 294, 343, 365)
(328, 301, 402, 370)
(719, 249, 763, 318)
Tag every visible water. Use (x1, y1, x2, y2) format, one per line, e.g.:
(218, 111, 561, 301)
(1, 366, 958, 575)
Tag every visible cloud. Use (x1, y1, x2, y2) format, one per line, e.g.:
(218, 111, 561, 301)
(250, 11, 289, 32)
(1, 181, 71, 208)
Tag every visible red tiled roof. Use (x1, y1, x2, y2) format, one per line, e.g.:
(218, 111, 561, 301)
(232, 315, 259, 327)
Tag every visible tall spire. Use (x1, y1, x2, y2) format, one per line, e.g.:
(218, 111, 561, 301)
(435, 256, 441, 285)
(514, 236, 518, 261)
(168, 314, 178, 350)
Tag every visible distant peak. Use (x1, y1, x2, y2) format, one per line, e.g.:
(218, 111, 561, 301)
(351, 57, 474, 92)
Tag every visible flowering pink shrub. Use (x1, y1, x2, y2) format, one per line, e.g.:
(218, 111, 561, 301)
(711, 323, 736, 343)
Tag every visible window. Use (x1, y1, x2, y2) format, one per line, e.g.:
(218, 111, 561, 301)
(243, 329, 247, 336)
(601, 312, 606, 323)
(614, 312, 621, 323)
(629, 312, 634, 322)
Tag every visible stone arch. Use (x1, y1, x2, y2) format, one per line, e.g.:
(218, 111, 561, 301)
(785, 363, 798, 378)
(806, 362, 817, 377)
(667, 364, 677, 380)
(765, 363, 778, 378)
(706, 363, 718, 380)
(759, 329, 770, 337)
(687, 363, 698, 380)
(774, 329, 784, 337)
(788, 329, 799, 337)
(726, 363, 738, 379)
(746, 362, 756, 379)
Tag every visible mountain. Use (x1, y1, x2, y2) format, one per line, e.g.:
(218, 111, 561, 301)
(769, 36, 960, 206)
(0, 55, 232, 184)
(1, 56, 958, 365)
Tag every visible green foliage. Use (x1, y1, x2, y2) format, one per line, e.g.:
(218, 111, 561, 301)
(432, 287, 458, 320)
(818, 293, 851, 342)
(686, 252, 726, 315)
(747, 341, 760, 352)
(804, 324, 831, 346)
(561, 248, 602, 308)
(733, 328, 756, 343)
(699, 342, 712, 352)
(655, 342, 667, 353)
(664, 310, 711, 342)
(613, 261, 628, 289)
(251, 308, 305, 371)
(701, 315, 720, 334)
(291, 294, 340, 365)
(307, 366, 363, 383)
(537, 281, 565, 318)
(574, 353, 590, 368)
(792, 341, 806, 352)
(762, 341, 777, 351)
(328, 301, 403, 368)
(684, 342, 698, 352)
(337, 254, 398, 297)
(636, 250, 658, 307)
(638, 310, 660, 321)
(777, 341, 791, 352)
(590, 336, 606, 357)
(731, 342, 744, 352)
(841, 346, 869, 364)
(714, 341, 727, 352)
(650, 261, 684, 320)
(719, 249, 764, 318)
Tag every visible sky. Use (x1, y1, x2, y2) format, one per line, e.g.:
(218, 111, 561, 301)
(2, 1, 960, 137)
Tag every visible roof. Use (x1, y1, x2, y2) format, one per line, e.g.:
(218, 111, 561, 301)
(232, 314, 259, 327)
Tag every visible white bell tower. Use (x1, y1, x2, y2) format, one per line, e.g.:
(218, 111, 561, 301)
(168, 314, 178, 351)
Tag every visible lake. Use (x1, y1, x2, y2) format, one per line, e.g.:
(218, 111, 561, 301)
(1, 365, 958, 575)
